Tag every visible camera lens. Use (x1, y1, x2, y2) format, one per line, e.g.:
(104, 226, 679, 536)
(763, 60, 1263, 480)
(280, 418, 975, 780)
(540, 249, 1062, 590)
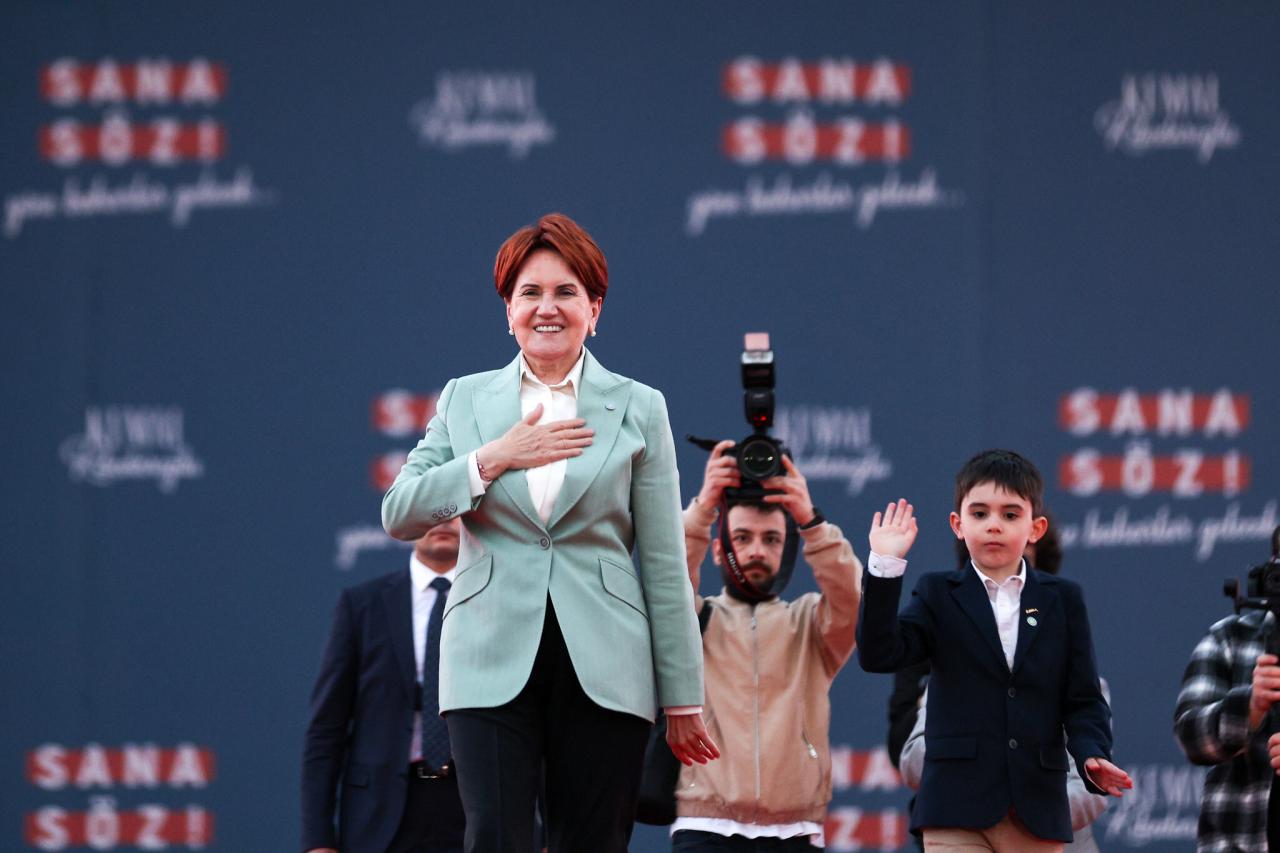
(739, 437, 781, 480)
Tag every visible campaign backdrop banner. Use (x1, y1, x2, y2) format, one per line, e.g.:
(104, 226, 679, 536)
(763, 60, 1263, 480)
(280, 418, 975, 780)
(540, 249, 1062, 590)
(3, 1, 1278, 849)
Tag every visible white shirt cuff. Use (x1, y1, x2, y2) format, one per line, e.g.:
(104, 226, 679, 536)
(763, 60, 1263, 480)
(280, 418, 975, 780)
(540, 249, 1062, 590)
(467, 451, 489, 498)
(867, 551, 907, 578)
(665, 705, 701, 716)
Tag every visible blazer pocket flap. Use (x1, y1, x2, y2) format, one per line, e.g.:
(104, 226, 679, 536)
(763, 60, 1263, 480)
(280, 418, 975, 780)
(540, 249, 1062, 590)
(443, 554, 493, 617)
(925, 735, 977, 760)
(343, 763, 371, 788)
(1039, 746, 1069, 771)
(600, 557, 647, 617)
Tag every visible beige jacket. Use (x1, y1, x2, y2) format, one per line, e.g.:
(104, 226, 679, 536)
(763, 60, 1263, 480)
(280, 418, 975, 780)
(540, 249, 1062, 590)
(675, 498, 863, 825)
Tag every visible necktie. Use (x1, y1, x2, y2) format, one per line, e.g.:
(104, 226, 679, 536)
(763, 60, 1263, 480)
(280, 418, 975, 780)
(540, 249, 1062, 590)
(421, 576, 451, 771)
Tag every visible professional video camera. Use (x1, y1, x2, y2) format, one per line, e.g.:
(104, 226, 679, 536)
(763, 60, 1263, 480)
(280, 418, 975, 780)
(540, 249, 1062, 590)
(1222, 525, 1280, 615)
(688, 332, 790, 499)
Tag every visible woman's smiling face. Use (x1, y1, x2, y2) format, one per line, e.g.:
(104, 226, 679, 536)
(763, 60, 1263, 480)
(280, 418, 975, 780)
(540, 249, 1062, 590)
(506, 248, 601, 380)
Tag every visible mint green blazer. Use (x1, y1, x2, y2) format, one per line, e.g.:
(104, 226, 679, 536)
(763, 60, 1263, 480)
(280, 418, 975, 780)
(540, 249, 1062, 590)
(382, 349, 704, 721)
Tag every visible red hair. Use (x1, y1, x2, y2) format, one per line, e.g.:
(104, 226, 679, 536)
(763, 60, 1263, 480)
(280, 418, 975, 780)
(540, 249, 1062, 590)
(493, 213, 608, 302)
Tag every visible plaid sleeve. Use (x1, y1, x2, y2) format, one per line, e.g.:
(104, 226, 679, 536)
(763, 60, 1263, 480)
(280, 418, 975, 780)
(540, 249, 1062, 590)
(1172, 622, 1255, 766)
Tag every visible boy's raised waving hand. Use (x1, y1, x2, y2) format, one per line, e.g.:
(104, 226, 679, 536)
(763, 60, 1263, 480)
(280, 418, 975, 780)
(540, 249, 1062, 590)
(869, 498, 918, 559)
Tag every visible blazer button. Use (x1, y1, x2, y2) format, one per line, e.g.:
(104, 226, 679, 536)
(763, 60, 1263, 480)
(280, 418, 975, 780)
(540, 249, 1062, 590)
(1008, 687, 1016, 698)
(539, 537, 550, 549)
(1008, 738, 1018, 749)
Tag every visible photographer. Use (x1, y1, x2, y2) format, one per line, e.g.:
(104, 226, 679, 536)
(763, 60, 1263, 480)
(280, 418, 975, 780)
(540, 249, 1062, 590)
(671, 440, 863, 851)
(1173, 529, 1280, 851)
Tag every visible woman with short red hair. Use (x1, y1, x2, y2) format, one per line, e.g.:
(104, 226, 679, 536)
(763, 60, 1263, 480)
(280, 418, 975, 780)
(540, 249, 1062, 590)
(383, 213, 718, 852)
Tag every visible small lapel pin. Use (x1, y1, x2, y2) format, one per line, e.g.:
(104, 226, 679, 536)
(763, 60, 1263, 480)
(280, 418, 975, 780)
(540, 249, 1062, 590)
(1026, 616, 1038, 627)
(1024, 608, 1039, 615)
(605, 401, 616, 411)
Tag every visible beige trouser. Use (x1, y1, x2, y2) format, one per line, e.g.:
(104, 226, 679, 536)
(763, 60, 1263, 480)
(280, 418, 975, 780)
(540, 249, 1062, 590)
(923, 812, 1064, 853)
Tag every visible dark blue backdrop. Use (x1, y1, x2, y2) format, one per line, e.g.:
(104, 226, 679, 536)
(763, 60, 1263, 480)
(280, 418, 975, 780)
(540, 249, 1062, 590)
(4, 1, 1278, 849)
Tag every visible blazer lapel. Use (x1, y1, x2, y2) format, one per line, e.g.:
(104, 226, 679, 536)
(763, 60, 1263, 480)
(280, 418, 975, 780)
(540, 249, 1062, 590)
(1012, 570, 1057, 675)
(474, 355, 546, 532)
(547, 349, 629, 530)
(949, 566, 1010, 674)
(381, 570, 417, 704)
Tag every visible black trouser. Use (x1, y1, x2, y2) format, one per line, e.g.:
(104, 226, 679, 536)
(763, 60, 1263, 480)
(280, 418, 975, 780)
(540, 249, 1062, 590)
(671, 829, 818, 852)
(446, 600, 652, 853)
(385, 773, 465, 853)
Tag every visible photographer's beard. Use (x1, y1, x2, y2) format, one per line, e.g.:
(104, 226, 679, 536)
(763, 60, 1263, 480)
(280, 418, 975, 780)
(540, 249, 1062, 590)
(724, 559, 780, 603)
(743, 560, 775, 586)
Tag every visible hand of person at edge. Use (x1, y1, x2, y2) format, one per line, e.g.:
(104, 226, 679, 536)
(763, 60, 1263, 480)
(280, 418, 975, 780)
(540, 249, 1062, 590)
(1267, 732, 1280, 774)
(1251, 654, 1280, 730)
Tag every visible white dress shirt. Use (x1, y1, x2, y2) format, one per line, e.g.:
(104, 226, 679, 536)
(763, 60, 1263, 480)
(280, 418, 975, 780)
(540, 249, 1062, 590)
(866, 553, 1027, 670)
(408, 555, 458, 762)
(972, 561, 1026, 670)
(466, 351, 584, 521)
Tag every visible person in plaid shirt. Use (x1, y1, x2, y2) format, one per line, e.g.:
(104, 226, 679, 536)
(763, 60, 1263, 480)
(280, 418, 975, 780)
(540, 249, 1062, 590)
(1173, 606, 1280, 852)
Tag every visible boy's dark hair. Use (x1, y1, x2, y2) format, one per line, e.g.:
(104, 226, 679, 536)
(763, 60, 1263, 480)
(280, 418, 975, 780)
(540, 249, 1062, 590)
(954, 449, 1045, 516)
(953, 510, 1062, 573)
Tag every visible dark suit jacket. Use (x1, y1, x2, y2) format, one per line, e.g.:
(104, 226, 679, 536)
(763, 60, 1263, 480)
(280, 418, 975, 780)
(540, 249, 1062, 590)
(857, 565, 1112, 843)
(301, 568, 456, 853)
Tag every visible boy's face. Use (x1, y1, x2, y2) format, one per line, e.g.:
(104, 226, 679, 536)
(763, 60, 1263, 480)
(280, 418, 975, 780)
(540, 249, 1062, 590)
(949, 481, 1048, 575)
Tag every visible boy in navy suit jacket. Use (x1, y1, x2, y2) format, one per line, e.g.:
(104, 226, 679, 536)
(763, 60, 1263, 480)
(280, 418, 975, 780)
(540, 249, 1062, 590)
(857, 450, 1131, 851)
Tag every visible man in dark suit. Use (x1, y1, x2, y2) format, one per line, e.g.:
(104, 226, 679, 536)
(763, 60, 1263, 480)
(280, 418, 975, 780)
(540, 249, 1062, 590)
(302, 519, 465, 853)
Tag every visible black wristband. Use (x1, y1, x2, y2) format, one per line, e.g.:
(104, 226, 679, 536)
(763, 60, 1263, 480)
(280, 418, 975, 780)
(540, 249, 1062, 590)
(798, 508, 825, 530)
